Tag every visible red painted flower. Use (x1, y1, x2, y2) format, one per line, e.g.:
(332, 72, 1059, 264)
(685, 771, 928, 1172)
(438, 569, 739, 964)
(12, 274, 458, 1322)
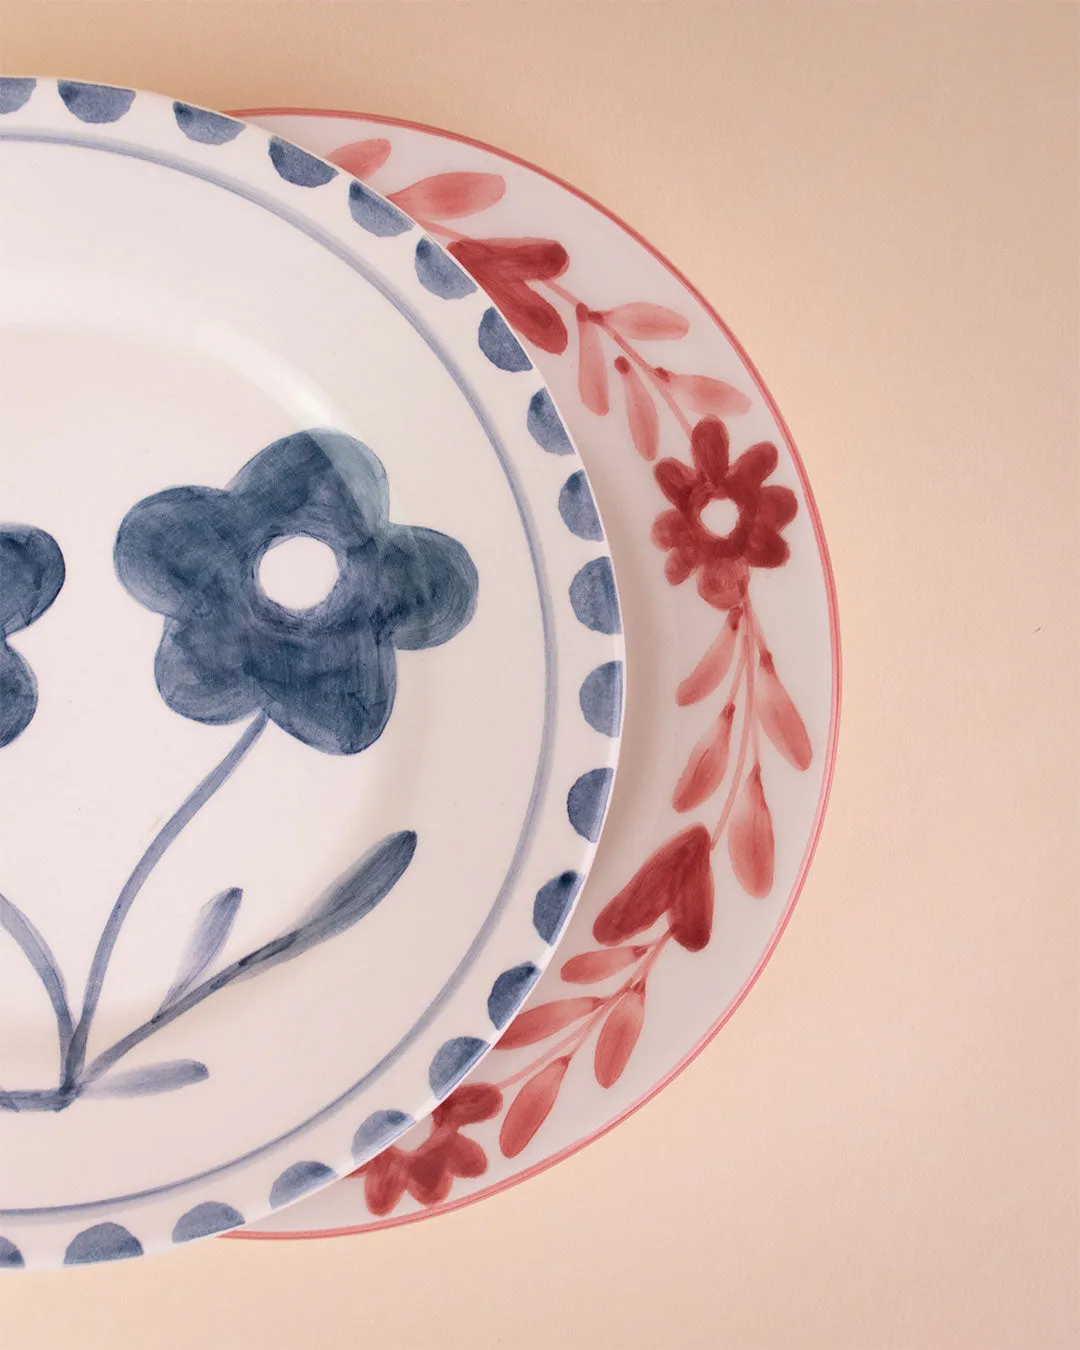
(652, 417, 797, 610)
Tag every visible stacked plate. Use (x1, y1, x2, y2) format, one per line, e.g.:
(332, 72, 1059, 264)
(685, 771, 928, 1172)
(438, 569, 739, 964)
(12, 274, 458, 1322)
(0, 79, 838, 1269)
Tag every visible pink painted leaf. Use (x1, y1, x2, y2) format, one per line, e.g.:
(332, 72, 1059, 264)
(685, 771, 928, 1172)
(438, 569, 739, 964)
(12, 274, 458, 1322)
(560, 945, 647, 984)
(495, 997, 602, 1049)
(757, 653, 812, 770)
(577, 308, 609, 415)
(326, 137, 391, 179)
(594, 987, 646, 1087)
(615, 357, 660, 460)
(603, 302, 689, 340)
(593, 824, 711, 944)
(388, 172, 505, 220)
(672, 704, 735, 813)
(728, 766, 775, 897)
(662, 371, 752, 417)
(676, 609, 742, 706)
(500, 1057, 570, 1158)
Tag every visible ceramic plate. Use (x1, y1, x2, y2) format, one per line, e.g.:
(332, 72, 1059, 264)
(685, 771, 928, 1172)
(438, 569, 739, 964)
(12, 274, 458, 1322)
(0, 81, 621, 1268)
(233, 111, 839, 1239)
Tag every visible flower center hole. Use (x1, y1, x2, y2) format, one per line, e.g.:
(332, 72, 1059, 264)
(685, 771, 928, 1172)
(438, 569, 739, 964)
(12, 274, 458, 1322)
(258, 536, 340, 610)
(700, 498, 740, 539)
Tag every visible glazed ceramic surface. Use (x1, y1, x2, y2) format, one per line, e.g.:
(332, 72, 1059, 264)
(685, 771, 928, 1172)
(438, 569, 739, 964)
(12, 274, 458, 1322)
(234, 111, 839, 1239)
(0, 81, 621, 1267)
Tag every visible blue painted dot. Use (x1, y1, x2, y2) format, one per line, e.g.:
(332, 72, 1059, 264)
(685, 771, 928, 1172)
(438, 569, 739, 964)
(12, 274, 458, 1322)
(268, 137, 337, 188)
(559, 471, 603, 541)
(487, 963, 540, 1029)
(429, 1036, 488, 1096)
(568, 768, 614, 842)
(172, 1202, 244, 1243)
(570, 557, 621, 634)
(57, 81, 135, 124)
(352, 1109, 413, 1162)
(579, 661, 624, 737)
(527, 389, 573, 454)
(0, 1237, 23, 1268)
(415, 237, 476, 298)
(0, 78, 35, 115)
(64, 1222, 143, 1265)
(348, 180, 411, 237)
(533, 871, 583, 944)
(478, 307, 532, 372)
(174, 102, 243, 145)
(269, 1160, 336, 1209)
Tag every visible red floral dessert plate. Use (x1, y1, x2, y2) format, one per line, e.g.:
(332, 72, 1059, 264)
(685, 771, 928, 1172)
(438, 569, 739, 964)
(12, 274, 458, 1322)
(232, 108, 840, 1238)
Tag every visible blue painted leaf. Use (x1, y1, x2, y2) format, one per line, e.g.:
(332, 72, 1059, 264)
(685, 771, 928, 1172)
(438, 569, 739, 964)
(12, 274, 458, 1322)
(0, 78, 35, 115)
(64, 1223, 142, 1265)
(348, 180, 411, 237)
(57, 81, 134, 124)
(570, 557, 621, 634)
(579, 661, 624, 737)
(478, 307, 532, 372)
(172, 1202, 244, 1243)
(0, 1237, 23, 1268)
(0, 892, 73, 1054)
(160, 887, 242, 1010)
(568, 768, 614, 842)
(559, 470, 603, 540)
(268, 137, 337, 187)
(415, 237, 476, 298)
(83, 1059, 209, 1098)
(527, 389, 574, 454)
(270, 1160, 336, 1208)
(429, 1036, 488, 1096)
(487, 963, 540, 1029)
(352, 1109, 413, 1163)
(174, 102, 243, 145)
(533, 872, 583, 943)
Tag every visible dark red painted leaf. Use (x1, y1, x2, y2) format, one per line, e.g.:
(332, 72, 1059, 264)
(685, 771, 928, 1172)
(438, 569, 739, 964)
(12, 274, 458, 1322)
(388, 172, 505, 221)
(603, 302, 689, 340)
(577, 307, 609, 415)
(431, 1082, 504, 1129)
(594, 987, 646, 1087)
(670, 848, 715, 951)
(363, 1149, 408, 1216)
(664, 372, 752, 417)
(677, 609, 742, 706)
(728, 765, 775, 897)
(593, 824, 712, 944)
(449, 237, 568, 281)
(326, 137, 391, 179)
(444, 1132, 489, 1179)
(672, 704, 735, 813)
(495, 997, 602, 1049)
(757, 654, 812, 771)
(560, 946, 647, 984)
(499, 1057, 569, 1158)
(615, 356, 659, 460)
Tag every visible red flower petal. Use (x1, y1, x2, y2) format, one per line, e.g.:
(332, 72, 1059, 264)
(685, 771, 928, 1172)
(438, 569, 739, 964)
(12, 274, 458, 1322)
(743, 526, 790, 569)
(326, 137, 391, 179)
(407, 1167, 455, 1208)
(690, 417, 730, 485)
(602, 303, 689, 340)
(615, 357, 660, 460)
(444, 1132, 489, 1179)
(728, 766, 775, 897)
(664, 550, 696, 585)
(495, 997, 602, 1049)
(593, 824, 712, 944)
(651, 508, 692, 550)
(431, 1082, 504, 1129)
(560, 946, 647, 983)
(672, 703, 735, 813)
(757, 654, 812, 770)
(677, 609, 742, 706)
(388, 172, 505, 221)
(594, 987, 646, 1087)
(500, 1057, 569, 1158)
(577, 308, 609, 415)
(757, 484, 798, 530)
(654, 457, 699, 509)
(697, 557, 749, 610)
(728, 442, 779, 493)
(663, 372, 752, 416)
(363, 1149, 409, 1216)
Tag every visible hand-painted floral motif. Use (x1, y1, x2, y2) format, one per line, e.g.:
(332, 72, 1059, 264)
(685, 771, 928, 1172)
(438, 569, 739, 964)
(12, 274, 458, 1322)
(0, 525, 65, 747)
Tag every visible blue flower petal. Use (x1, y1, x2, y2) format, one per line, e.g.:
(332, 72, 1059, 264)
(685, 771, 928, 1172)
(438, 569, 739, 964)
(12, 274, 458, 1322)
(64, 1222, 143, 1264)
(352, 1109, 413, 1162)
(533, 872, 583, 944)
(567, 768, 614, 842)
(348, 181, 411, 237)
(559, 471, 603, 540)
(269, 1160, 336, 1208)
(478, 307, 532, 372)
(268, 137, 337, 187)
(579, 661, 623, 737)
(487, 963, 540, 1029)
(174, 103, 243, 145)
(0, 78, 35, 114)
(0, 526, 66, 636)
(57, 81, 134, 124)
(172, 1202, 245, 1242)
(569, 558, 620, 634)
(429, 1036, 488, 1096)
(527, 389, 573, 454)
(415, 237, 477, 298)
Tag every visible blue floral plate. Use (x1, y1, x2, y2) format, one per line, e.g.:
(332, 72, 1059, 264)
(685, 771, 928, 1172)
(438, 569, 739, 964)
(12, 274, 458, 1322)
(0, 79, 622, 1268)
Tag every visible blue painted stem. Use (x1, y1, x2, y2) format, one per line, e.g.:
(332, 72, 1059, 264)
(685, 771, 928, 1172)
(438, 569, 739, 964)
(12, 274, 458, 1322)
(63, 711, 269, 1087)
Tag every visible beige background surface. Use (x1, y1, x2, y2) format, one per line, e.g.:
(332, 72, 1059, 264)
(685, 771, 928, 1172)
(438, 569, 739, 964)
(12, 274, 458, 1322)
(0, 3, 1076, 1346)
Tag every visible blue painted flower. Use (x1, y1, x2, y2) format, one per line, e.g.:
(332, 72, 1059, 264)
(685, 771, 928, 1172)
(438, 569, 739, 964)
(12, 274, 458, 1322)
(0, 526, 65, 748)
(115, 430, 478, 754)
